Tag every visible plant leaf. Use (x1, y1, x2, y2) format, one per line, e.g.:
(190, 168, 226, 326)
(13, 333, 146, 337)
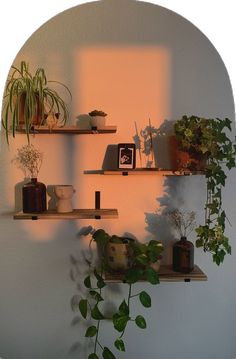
(88, 353, 99, 359)
(114, 338, 125, 352)
(84, 275, 92, 289)
(91, 304, 104, 320)
(145, 267, 160, 285)
(135, 315, 147, 329)
(119, 300, 129, 315)
(85, 326, 97, 338)
(89, 290, 104, 302)
(125, 268, 143, 284)
(79, 299, 88, 319)
(102, 347, 116, 359)
(113, 313, 129, 332)
(139, 291, 151, 308)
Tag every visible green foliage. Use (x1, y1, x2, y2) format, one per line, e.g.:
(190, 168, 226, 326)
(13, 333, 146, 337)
(139, 291, 151, 308)
(2, 60, 71, 143)
(114, 338, 125, 352)
(174, 115, 236, 264)
(79, 299, 88, 319)
(135, 315, 147, 329)
(78, 228, 164, 358)
(85, 326, 97, 338)
(102, 347, 116, 359)
(88, 354, 99, 359)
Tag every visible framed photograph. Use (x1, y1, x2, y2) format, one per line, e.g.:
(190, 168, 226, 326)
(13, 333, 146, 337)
(117, 143, 136, 169)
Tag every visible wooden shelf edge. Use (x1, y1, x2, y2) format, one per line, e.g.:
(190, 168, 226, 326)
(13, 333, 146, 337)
(13, 208, 118, 220)
(16, 125, 117, 134)
(84, 169, 205, 176)
(104, 265, 207, 283)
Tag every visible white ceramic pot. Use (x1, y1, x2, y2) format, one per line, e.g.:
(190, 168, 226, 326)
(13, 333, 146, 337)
(90, 115, 106, 129)
(54, 185, 75, 213)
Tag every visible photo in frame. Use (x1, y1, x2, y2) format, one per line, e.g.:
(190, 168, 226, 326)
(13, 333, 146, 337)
(117, 143, 136, 169)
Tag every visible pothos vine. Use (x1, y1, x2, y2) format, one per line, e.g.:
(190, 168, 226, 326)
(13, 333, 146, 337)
(72, 229, 163, 359)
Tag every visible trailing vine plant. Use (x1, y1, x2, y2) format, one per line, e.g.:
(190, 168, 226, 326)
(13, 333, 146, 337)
(73, 228, 163, 359)
(174, 115, 236, 264)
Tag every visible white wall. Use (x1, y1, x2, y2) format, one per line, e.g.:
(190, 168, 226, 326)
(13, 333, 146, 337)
(0, 1, 236, 358)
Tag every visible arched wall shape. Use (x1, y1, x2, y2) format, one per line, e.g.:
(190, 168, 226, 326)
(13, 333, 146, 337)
(0, 1, 235, 359)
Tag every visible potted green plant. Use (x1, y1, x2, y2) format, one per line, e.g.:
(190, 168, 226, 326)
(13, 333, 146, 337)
(173, 115, 236, 265)
(89, 110, 107, 129)
(1, 60, 72, 143)
(72, 228, 163, 359)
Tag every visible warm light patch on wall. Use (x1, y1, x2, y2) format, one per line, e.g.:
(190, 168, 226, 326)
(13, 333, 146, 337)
(75, 46, 171, 133)
(73, 46, 171, 240)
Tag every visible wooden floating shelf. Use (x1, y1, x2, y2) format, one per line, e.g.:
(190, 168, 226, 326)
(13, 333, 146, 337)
(105, 265, 207, 283)
(13, 209, 118, 220)
(16, 125, 117, 134)
(84, 168, 205, 176)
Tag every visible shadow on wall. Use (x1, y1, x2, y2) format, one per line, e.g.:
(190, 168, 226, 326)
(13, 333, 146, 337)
(101, 119, 176, 170)
(145, 176, 186, 264)
(69, 229, 123, 357)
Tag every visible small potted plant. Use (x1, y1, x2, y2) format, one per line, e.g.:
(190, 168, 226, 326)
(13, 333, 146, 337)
(73, 228, 163, 359)
(12, 144, 46, 213)
(2, 60, 72, 143)
(88, 110, 107, 130)
(171, 115, 236, 265)
(166, 209, 196, 273)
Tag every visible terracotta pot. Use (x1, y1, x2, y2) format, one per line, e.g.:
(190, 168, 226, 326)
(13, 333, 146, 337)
(169, 136, 206, 171)
(106, 241, 133, 272)
(17, 92, 43, 126)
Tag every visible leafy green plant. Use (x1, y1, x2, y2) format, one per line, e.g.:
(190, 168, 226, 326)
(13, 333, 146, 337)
(174, 115, 236, 264)
(1, 60, 72, 143)
(74, 228, 163, 359)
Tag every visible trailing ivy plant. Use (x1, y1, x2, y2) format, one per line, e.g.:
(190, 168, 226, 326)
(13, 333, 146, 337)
(74, 228, 163, 359)
(174, 115, 236, 265)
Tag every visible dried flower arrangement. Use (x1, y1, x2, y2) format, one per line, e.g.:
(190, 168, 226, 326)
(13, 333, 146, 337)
(166, 209, 196, 238)
(12, 144, 43, 178)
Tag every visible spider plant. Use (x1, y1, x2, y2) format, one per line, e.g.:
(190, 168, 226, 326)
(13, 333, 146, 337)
(1, 60, 72, 143)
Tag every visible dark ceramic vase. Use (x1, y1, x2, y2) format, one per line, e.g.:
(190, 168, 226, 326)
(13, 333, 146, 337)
(22, 178, 47, 213)
(173, 236, 194, 273)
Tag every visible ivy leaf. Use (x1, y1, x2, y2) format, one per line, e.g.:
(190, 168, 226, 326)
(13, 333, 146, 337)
(113, 313, 129, 332)
(91, 304, 104, 320)
(102, 347, 116, 359)
(85, 326, 97, 337)
(114, 338, 125, 352)
(135, 315, 147, 329)
(84, 275, 92, 289)
(88, 353, 99, 359)
(226, 158, 236, 170)
(89, 290, 104, 302)
(79, 299, 88, 319)
(145, 267, 160, 285)
(139, 291, 151, 308)
(217, 211, 226, 228)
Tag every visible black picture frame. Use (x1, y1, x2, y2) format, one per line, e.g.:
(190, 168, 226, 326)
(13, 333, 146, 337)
(117, 143, 136, 169)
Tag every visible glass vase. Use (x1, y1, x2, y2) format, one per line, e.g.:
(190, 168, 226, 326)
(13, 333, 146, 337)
(22, 178, 47, 213)
(173, 236, 194, 273)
